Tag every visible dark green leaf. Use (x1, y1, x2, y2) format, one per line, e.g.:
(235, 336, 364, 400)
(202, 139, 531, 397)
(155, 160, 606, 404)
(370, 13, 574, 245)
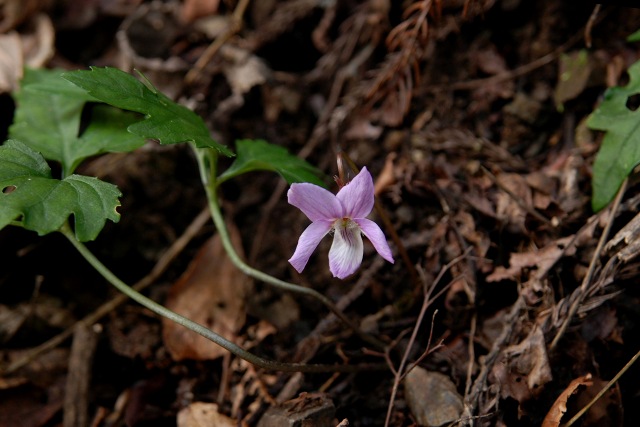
(628, 29, 640, 42)
(0, 140, 121, 241)
(218, 139, 325, 186)
(62, 67, 233, 157)
(10, 68, 146, 175)
(588, 60, 640, 211)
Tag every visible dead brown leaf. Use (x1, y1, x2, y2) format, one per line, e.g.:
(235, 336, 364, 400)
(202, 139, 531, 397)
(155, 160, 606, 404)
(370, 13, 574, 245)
(492, 327, 552, 403)
(0, 0, 49, 32)
(177, 402, 235, 427)
(541, 373, 593, 427)
(162, 227, 252, 361)
(487, 236, 575, 283)
(181, 0, 220, 24)
(0, 14, 54, 93)
(495, 172, 533, 233)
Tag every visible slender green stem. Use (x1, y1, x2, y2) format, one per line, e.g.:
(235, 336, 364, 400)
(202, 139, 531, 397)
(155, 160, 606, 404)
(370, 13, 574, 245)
(194, 146, 386, 350)
(59, 223, 381, 373)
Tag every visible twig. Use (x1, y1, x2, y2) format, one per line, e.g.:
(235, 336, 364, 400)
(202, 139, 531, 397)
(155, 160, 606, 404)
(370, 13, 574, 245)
(550, 178, 627, 350)
(584, 4, 601, 48)
(274, 258, 385, 402)
(184, 0, 251, 85)
(464, 313, 477, 398)
(63, 323, 99, 427)
(564, 348, 640, 427)
(0, 207, 211, 375)
(464, 296, 525, 416)
(384, 252, 470, 427)
(437, 18, 602, 93)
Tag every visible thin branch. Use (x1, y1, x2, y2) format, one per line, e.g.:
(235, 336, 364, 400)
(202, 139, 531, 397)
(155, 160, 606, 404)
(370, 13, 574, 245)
(384, 252, 470, 427)
(564, 348, 640, 427)
(550, 178, 627, 350)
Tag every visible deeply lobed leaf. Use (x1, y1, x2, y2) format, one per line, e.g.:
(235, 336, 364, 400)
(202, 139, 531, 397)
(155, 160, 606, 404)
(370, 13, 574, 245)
(10, 68, 147, 176)
(588, 60, 640, 211)
(0, 140, 121, 241)
(62, 67, 234, 157)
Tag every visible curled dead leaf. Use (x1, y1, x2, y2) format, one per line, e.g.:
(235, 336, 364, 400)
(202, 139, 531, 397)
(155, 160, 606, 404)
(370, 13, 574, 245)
(491, 327, 552, 403)
(541, 373, 593, 427)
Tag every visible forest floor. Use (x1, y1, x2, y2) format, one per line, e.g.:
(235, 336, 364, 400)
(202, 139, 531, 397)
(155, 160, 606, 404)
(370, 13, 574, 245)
(2, 1, 640, 426)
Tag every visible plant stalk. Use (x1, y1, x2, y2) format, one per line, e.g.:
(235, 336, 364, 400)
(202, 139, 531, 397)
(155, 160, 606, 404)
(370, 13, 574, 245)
(60, 223, 381, 373)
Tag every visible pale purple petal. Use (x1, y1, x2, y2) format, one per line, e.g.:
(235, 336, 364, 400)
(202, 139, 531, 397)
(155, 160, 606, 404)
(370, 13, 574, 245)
(336, 167, 374, 218)
(289, 220, 333, 273)
(328, 220, 364, 279)
(288, 183, 343, 221)
(355, 218, 394, 264)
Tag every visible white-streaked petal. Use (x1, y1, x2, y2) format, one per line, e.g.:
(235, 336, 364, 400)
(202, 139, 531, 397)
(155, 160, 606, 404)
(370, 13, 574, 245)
(328, 220, 364, 279)
(289, 220, 333, 273)
(355, 218, 394, 264)
(288, 183, 343, 221)
(336, 166, 374, 218)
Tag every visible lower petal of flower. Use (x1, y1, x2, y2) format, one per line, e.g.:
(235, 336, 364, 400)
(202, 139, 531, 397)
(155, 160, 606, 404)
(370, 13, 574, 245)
(328, 219, 364, 279)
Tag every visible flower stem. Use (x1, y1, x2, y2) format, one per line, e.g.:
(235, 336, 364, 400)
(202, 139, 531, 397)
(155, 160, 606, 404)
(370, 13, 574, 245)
(59, 223, 381, 373)
(195, 146, 386, 350)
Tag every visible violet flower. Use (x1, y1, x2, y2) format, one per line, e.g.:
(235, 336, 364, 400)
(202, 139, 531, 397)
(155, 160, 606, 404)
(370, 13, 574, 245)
(288, 167, 394, 279)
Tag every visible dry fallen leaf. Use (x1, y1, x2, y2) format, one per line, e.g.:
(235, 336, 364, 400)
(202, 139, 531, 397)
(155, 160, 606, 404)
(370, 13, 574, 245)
(162, 227, 252, 361)
(492, 327, 552, 404)
(181, 0, 219, 23)
(0, 14, 54, 93)
(177, 402, 235, 427)
(541, 373, 593, 427)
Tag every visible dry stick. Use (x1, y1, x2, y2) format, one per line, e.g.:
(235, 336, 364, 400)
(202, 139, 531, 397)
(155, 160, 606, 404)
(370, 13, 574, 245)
(0, 207, 212, 376)
(584, 4, 601, 48)
(184, 0, 251, 85)
(437, 22, 591, 93)
(464, 313, 477, 398)
(564, 348, 640, 427)
(276, 258, 385, 403)
(550, 178, 627, 351)
(63, 323, 99, 427)
(464, 296, 525, 416)
(383, 253, 470, 427)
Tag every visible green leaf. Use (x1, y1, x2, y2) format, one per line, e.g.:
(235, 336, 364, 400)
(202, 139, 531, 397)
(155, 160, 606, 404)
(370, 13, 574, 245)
(0, 140, 121, 241)
(10, 68, 146, 175)
(628, 29, 640, 42)
(588, 60, 640, 211)
(62, 67, 233, 157)
(218, 139, 325, 186)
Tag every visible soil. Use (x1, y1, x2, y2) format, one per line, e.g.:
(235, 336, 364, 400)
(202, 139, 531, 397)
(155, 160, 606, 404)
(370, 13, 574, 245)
(2, 1, 640, 426)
